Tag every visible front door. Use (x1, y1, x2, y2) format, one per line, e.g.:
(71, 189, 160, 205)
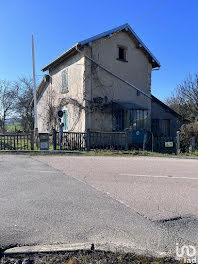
(162, 119, 170, 137)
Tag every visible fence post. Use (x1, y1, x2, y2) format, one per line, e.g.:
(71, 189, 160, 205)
(125, 129, 129, 151)
(86, 129, 90, 151)
(143, 130, 147, 151)
(30, 131, 34, 150)
(151, 133, 154, 152)
(53, 129, 57, 150)
(176, 131, 180, 154)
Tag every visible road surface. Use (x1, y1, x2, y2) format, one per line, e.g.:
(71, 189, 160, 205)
(36, 155, 198, 221)
(0, 154, 198, 257)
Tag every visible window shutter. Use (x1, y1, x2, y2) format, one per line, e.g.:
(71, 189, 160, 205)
(62, 70, 67, 92)
(63, 110, 68, 130)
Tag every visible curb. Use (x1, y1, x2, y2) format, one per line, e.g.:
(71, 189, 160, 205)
(0, 150, 198, 159)
(3, 243, 91, 255)
(0, 150, 82, 155)
(3, 243, 168, 258)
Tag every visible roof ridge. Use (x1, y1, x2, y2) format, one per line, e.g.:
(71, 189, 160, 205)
(78, 23, 129, 45)
(41, 23, 160, 72)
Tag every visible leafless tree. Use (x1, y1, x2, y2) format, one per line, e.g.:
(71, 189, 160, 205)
(166, 73, 198, 121)
(15, 77, 34, 132)
(0, 79, 18, 132)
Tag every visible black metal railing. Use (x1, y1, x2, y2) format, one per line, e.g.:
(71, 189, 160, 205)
(0, 133, 34, 150)
(0, 129, 178, 154)
(53, 129, 149, 151)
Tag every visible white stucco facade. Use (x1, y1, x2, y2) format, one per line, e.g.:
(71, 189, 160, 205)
(37, 26, 157, 133)
(37, 52, 86, 132)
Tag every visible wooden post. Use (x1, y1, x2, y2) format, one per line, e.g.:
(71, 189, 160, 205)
(86, 129, 90, 151)
(143, 130, 147, 151)
(30, 131, 34, 150)
(53, 129, 57, 150)
(125, 129, 129, 151)
(176, 131, 180, 154)
(151, 133, 154, 152)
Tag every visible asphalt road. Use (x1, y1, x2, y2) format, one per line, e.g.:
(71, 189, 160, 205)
(36, 155, 198, 221)
(1, 154, 198, 257)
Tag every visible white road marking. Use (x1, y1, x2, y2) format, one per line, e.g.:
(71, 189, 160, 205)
(26, 171, 60, 173)
(120, 173, 198, 180)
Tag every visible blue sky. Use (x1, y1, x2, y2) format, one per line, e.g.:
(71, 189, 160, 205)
(0, 0, 197, 101)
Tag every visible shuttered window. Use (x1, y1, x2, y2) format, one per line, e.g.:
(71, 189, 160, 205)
(62, 70, 68, 92)
(63, 110, 68, 130)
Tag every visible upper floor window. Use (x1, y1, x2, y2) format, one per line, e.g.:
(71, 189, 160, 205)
(62, 70, 68, 92)
(117, 46, 127, 62)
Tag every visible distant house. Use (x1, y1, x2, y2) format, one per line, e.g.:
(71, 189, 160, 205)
(37, 23, 181, 139)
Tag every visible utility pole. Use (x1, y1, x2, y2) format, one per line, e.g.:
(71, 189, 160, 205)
(32, 34, 38, 131)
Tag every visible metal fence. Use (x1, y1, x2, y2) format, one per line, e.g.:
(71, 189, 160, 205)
(53, 130, 149, 151)
(53, 131, 87, 151)
(0, 130, 178, 154)
(0, 133, 34, 150)
(89, 131, 126, 150)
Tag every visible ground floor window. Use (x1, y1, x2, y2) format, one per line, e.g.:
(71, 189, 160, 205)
(112, 109, 148, 131)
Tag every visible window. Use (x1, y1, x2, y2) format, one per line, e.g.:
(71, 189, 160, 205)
(112, 109, 125, 131)
(62, 70, 68, 92)
(63, 110, 68, 131)
(118, 46, 127, 61)
(127, 110, 148, 130)
(112, 107, 148, 131)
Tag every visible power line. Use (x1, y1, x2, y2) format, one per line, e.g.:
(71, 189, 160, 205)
(133, 0, 169, 23)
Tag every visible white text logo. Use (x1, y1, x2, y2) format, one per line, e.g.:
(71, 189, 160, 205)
(176, 243, 196, 263)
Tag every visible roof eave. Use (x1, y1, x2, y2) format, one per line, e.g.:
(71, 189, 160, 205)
(126, 25, 160, 68)
(41, 23, 161, 71)
(41, 45, 78, 72)
(79, 23, 160, 68)
(151, 95, 182, 118)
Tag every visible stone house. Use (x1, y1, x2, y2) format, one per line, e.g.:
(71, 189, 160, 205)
(37, 23, 180, 138)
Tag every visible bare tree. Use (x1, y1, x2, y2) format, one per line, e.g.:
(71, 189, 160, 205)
(15, 77, 34, 132)
(0, 79, 18, 132)
(166, 73, 198, 121)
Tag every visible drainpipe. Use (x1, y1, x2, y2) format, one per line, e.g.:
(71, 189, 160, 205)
(75, 44, 152, 100)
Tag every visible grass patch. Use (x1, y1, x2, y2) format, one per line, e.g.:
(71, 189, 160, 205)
(0, 149, 198, 158)
(80, 150, 171, 156)
(0, 250, 179, 264)
(5, 123, 22, 132)
(180, 150, 198, 156)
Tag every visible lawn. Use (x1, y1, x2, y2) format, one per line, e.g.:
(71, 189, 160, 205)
(5, 123, 22, 132)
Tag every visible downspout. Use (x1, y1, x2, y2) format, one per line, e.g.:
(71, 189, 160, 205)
(75, 44, 152, 100)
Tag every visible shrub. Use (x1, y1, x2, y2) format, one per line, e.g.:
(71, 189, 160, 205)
(180, 122, 198, 152)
